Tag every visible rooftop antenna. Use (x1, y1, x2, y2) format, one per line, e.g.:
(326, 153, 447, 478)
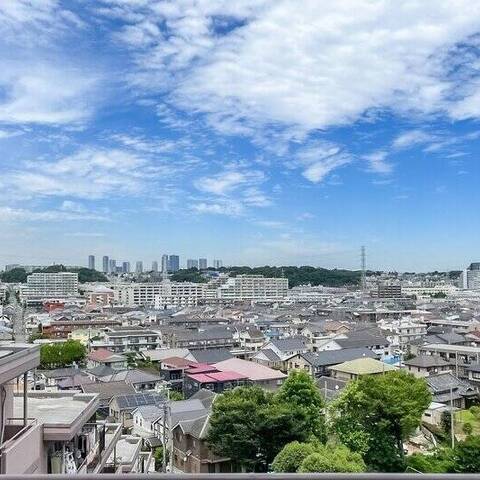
(361, 246, 367, 293)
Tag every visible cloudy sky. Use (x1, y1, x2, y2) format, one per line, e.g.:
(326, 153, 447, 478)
(1, 0, 480, 271)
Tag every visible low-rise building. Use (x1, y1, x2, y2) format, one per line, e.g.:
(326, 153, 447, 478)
(328, 357, 396, 382)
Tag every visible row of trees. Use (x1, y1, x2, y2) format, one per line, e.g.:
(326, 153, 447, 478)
(0, 265, 108, 284)
(39, 340, 86, 369)
(206, 370, 433, 472)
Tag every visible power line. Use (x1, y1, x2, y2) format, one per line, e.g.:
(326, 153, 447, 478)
(361, 245, 367, 292)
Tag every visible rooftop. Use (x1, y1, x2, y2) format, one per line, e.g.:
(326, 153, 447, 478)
(214, 357, 287, 381)
(329, 357, 396, 375)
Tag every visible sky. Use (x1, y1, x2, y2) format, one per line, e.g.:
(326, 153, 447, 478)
(1, 0, 480, 272)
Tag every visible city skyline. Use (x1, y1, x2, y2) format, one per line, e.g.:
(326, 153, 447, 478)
(1, 2, 480, 272)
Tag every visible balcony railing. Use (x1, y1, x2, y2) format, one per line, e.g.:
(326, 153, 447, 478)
(0, 474, 478, 479)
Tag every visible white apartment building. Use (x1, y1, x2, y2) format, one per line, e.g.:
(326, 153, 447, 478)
(378, 317, 427, 352)
(23, 272, 79, 303)
(113, 281, 206, 307)
(402, 284, 458, 297)
(216, 275, 288, 300)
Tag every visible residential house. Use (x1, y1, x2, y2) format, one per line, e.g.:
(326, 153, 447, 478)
(87, 348, 127, 370)
(426, 372, 478, 409)
(335, 328, 389, 355)
(109, 392, 166, 429)
(183, 365, 248, 398)
(328, 357, 396, 382)
(286, 347, 377, 377)
(253, 336, 308, 370)
(213, 357, 286, 390)
(171, 414, 233, 473)
(403, 355, 452, 378)
(100, 369, 164, 392)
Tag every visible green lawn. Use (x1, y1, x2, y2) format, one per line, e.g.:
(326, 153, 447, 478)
(454, 409, 480, 436)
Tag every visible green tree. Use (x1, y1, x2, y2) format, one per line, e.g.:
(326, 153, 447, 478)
(463, 422, 473, 436)
(169, 391, 184, 401)
(299, 444, 366, 473)
(0, 268, 27, 283)
(331, 370, 431, 471)
(271, 441, 316, 472)
(207, 374, 326, 472)
(406, 450, 453, 473)
(276, 369, 326, 440)
(452, 435, 480, 472)
(207, 386, 271, 471)
(40, 340, 86, 369)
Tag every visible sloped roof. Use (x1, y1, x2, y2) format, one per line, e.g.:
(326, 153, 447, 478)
(214, 357, 286, 381)
(175, 413, 210, 439)
(82, 380, 136, 401)
(88, 348, 125, 363)
(300, 347, 377, 367)
(404, 355, 451, 368)
(190, 348, 233, 364)
(270, 336, 308, 352)
(329, 357, 395, 375)
(100, 368, 162, 384)
(257, 348, 281, 362)
(112, 392, 165, 410)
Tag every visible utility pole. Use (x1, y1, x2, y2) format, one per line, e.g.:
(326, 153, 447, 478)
(361, 246, 367, 293)
(450, 387, 455, 449)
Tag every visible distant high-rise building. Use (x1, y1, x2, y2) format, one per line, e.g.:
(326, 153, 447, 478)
(161, 254, 169, 273)
(122, 261, 130, 273)
(109, 259, 116, 273)
(213, 259, 223, 269)
(169, 255, 180, 272)
(199, 258, 207, 270)
(152, 261, 159, 272)
(187, 259, 199, 269)
(88, 255, 95, 270)
(102, 256, 109, 273)
(460, 262, 480, 289)
(136, 261, 143, 274)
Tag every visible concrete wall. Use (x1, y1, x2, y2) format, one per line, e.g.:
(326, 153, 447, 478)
(2, 423, 45, 474)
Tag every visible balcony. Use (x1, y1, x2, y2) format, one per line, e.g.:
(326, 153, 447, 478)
(0, 418, 43, 474)
(77, 422, 122, 474)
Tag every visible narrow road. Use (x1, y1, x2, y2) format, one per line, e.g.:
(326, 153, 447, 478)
(7, 286, 26, 343)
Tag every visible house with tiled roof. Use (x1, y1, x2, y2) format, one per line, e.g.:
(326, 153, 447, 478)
(286, 347, 378, 377)
(171, 413, 233, 473)
(328, 357, 396, 381)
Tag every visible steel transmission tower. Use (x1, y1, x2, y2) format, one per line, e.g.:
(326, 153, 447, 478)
(361, 246, 367, 292)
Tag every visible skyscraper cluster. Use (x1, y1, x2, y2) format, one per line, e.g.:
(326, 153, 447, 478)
(90, 254, 184, 274)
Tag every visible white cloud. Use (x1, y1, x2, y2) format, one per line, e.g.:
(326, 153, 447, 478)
(101, 0, 480, 139)
(363, 151, 393, 174)
(392, 130, 435, 150)
(192, 200, 244, 216)
(0, 206, 107, 223)
(195, 170, 264, 196)
(0, 62, 100, 125)
(294, 141, 352, 183)
(6, 148, 155, 199)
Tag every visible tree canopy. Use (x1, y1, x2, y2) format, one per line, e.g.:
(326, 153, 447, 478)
(40, 340, 87, 369)
(299, 444, 366, 473)
(219, 265, 360, 287)
(207, 371, 326, 471)
(331, 370, 431, 472)
(0, 268, 27, 283)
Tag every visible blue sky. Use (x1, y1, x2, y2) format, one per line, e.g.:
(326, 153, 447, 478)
(1, 0, 480, 272)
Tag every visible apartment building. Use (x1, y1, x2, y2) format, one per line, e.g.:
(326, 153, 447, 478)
(0, 343, 140, 475)
(23, 273, 79, 304)
(90, 326, 161, 353)
(113, 282, 206, 307)
(216, 275, 288, 300)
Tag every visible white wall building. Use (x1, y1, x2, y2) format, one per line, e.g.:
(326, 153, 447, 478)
(23, 272, 79, 303)
(216, 275, 288, 300)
